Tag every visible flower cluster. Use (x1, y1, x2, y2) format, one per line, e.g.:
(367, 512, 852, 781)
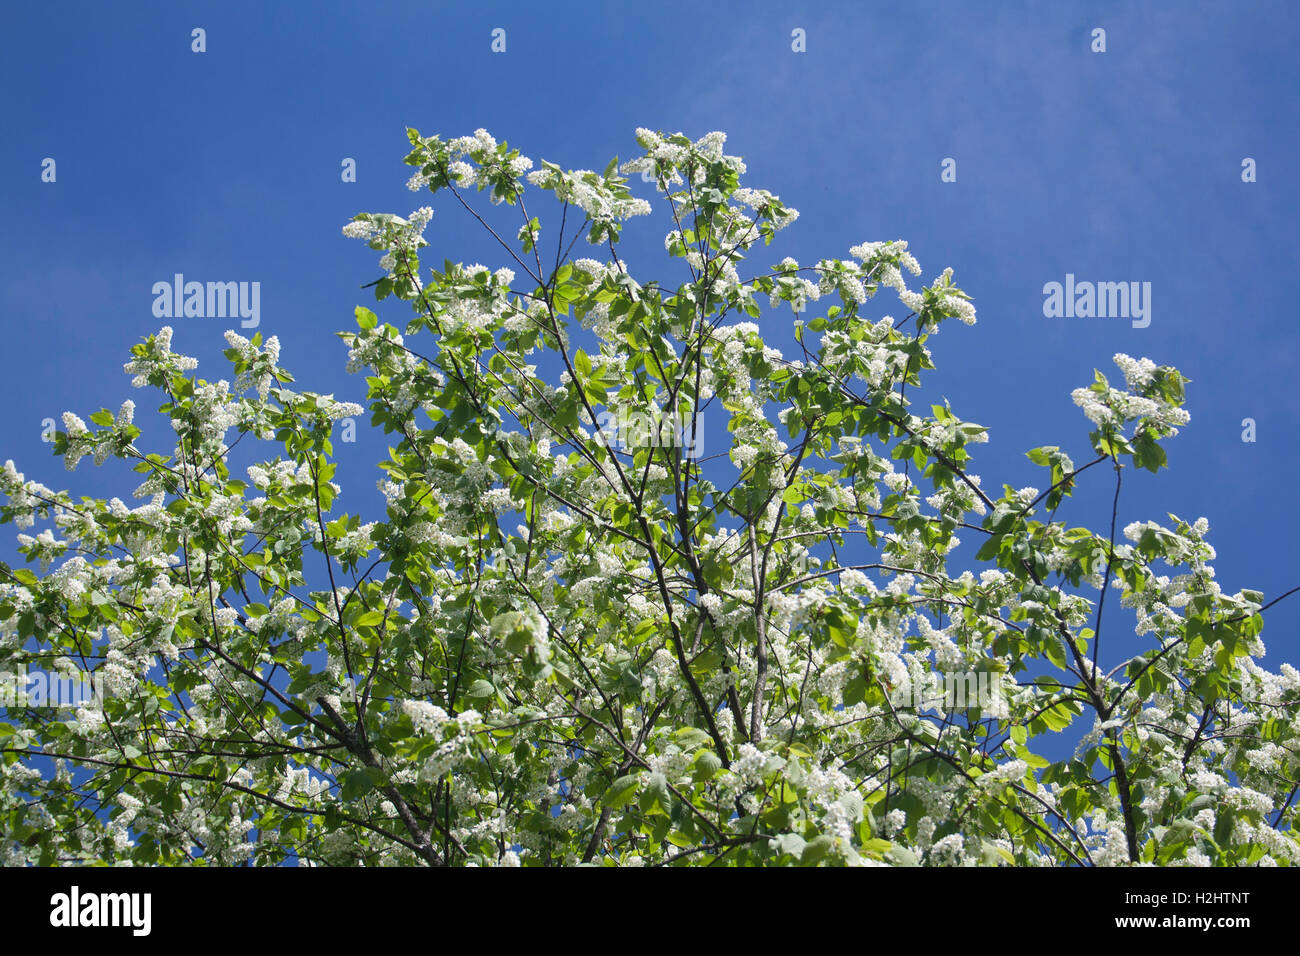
(0, 128, 1292, 870)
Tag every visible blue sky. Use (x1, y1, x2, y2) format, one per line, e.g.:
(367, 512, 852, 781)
(2, 0, 1297, 690)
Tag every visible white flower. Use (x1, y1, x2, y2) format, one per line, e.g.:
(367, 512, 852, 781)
(402, 700, 449, 735)
(448, 160, 476, 185)
(1071, 388, 1114, 425)
(341, 220, 377, 239)
(699, 593, 723, 617)
(61, 412, 87, 436)
(883, 809, 907, 837)
(929, 833, 965, 864)
(1113, 353, 1157, 390)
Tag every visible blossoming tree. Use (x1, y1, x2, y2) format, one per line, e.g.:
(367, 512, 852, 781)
(2, 127, 1296, 866)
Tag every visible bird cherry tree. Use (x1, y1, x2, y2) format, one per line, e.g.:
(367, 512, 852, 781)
(1, 126, 1297, 866)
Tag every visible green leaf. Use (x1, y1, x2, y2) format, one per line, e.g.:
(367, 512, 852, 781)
(800, 834, 834, 866)
(638, 772, 671, 813)
(825, 606, 856, 647)
(603, 773, 640, 809)
(885, 845, 919, 866)
(340, 769, 375, 801)
(981, 840, 1015, 866)
(673, 727, 712, 750)
(692, 751, 722, 782)
(773, 833, 806, 858)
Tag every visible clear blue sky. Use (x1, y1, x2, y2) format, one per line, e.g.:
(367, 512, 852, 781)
(2, 0, 1297, 683)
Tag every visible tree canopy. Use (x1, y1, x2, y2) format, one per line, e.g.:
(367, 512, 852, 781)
(1, 127, 1296, 867)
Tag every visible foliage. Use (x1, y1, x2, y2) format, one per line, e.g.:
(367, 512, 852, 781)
(1, 127, 1296, 866)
